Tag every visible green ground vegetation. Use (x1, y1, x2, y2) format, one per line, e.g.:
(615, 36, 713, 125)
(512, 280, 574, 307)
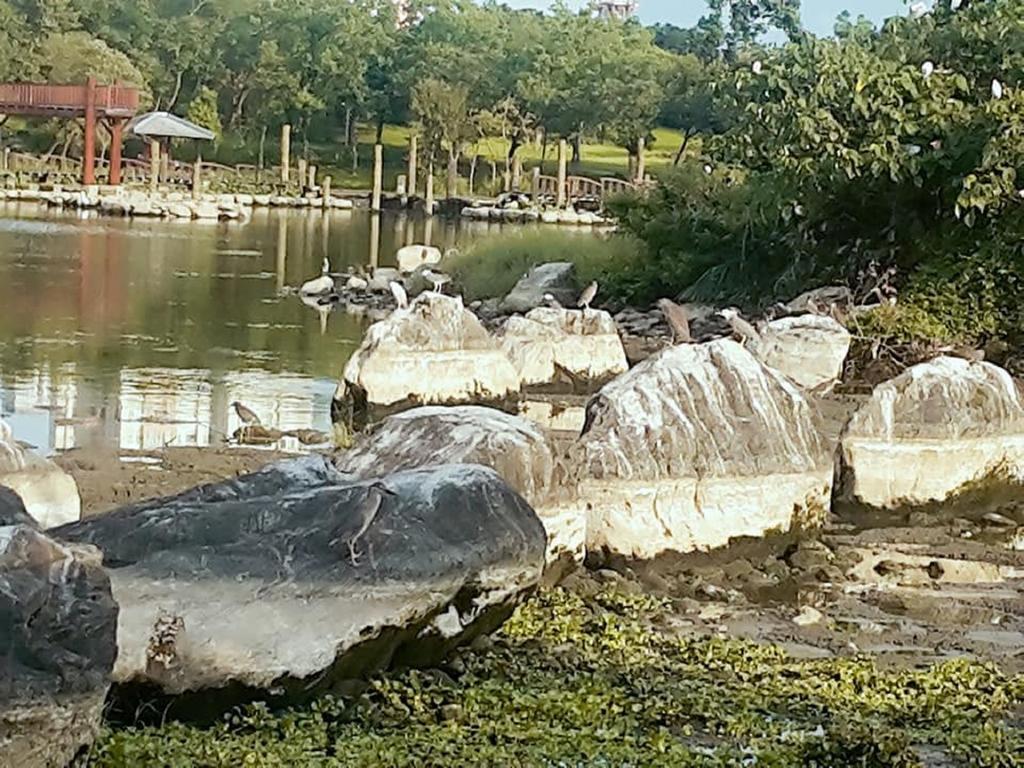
(89, 588, 1024, 767)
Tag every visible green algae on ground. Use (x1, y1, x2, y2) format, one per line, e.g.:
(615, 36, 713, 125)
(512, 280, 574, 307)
(90, 588, 1024, 767)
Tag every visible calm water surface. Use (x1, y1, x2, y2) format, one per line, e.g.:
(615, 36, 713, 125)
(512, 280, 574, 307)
(0, 203, 528, 455)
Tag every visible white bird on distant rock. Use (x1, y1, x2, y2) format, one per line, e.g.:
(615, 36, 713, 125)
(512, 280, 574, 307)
(577, 281, 598, 312)
(992, 78, 1004, 100)
(718, 308, 761, 346)
(752, 60, 763, 75)
(300, 257, 334, 296)
(542, 293, 563, 309)
(389, 281, 409, 309)
(921, 61, 935, 79)
(657, 298, 692, 344)
(329, 481, 397, 566)
(423, 268, 451, 294)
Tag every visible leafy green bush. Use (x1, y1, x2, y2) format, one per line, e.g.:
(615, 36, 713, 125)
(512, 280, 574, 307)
(441, 230, 646, 304)
(90, 588, 1024, 767)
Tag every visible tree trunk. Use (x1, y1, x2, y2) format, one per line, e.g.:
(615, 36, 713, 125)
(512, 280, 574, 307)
(375, 118, 384, 144)
(468, 154, 478, 195)
(446, 148, 459, 198)
(167, 71, 184, 111)
(343, 107, 352, 146)
(258, 125, 267, 181)
(571, 132, 581, 165)
(673, 128, 694, 166)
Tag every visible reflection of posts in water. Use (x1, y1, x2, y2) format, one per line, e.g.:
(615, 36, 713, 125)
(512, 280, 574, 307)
(424, 214, 433, 248)
(369, 212, 381, 269)
(321, 208, 330, 263)
(276, 216, 288, 292)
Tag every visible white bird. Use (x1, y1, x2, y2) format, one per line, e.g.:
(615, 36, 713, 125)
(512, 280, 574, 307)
(577, 281, 598, 312)
(718, 308, 761, 346)
(921, 61, 935, 79)
(329, 481, 397, 566)
(992, 79, 1004, 100)
(423, 269, 451, 294)
(389, 281, 409, 309)
(752, 60, 763, 75)
(542, 293, 563, 309)
(300, 257, 334, 296)
(703, 164, 713, 175)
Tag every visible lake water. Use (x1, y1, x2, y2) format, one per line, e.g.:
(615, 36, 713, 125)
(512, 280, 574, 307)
(0, 203, 530, 455)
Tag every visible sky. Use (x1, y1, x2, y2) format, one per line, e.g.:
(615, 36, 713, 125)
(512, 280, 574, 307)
(498, 1, 916, 36)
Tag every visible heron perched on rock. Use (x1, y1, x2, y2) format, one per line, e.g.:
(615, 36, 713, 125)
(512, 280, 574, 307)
(718, 308, 761, 346)
(389, 281, 409, 309)
(656, 298, 692, 344)
(300, 257, 334, 296)
(577, 281, 598, 312)
(992, 78, 1004, 100)
(423, 268, 452, 294)
(329, 481, 397, 566)
(232, 401, 261, 427)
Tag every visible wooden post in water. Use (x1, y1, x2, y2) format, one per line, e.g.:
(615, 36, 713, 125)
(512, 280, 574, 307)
(297, 158, 307, 192)
(1, 148, 8, 172)
(531, 167, 541, 203)
(635, 136, 646, 184)
(511, 153, 522, 191)
(556, 139, 568, 208)
(425, 161, 435, 216)
(149, 139, 160, 194)
(308, 164, 317, 190)
(407, 135, 418, 197)
(192, 154, 202, 200)
(371, 143, 383, 212)
(322, 176, 331, 209)
(280, 124, 291, 183)
(396, 174, 407, 196)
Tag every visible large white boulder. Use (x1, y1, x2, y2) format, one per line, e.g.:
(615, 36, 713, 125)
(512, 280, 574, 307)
(336, 406, 582, 566)
(836, 356, 1024, 512)
(753, 314, 851, 390)
(567, 340, 832, 560)
(338, 294, 520, 420)
(396, 244, 442, 272)
(0, 419, 81, 528)
(500, 307, 628, 389)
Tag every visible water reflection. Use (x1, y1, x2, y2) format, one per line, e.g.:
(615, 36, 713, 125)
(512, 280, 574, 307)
(0, 203, 533, 455)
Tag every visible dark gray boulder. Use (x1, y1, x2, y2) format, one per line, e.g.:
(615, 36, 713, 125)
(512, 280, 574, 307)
(500, 262, 579, 314)
(0, 524, 118, 767)
(0, 486, 37, 527)
(55, 456, 545, 718)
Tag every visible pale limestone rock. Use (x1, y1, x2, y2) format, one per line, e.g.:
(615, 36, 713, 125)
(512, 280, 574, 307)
(193, 201, 219, 219)
(0, 419, 81, 529)
(253, 194, 272, 206)
(166, 203, 192, 219)
(340, 293, 520, 411)
(335, 406, 583, 564)
(568, 340, 832, 560)
(753, 314, 851, 390)
(837, 356, 1024, 512)
(396, 244, 442, 273)
(500, 307, 627, 388)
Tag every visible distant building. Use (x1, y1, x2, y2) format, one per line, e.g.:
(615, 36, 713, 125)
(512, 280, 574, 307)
(595, 1, 638, 20)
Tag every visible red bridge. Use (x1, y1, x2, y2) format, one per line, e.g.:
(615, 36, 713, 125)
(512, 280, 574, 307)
(0, 78, 140, 185)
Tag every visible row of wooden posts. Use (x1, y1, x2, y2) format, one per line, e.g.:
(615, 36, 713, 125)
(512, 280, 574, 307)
(275, 124, 645, 213)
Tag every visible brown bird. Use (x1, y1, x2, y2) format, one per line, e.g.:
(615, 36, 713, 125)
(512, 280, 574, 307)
(576, 281, 598, 312)
(231, 401, 261, 427)
(656, 298, 692, 344)
(329, 482, 397, 566)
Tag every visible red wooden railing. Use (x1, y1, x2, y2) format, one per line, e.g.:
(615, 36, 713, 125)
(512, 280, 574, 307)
(0, 82, 139, 117)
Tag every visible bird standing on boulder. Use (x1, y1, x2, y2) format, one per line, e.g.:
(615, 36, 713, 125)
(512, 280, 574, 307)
(656, 298, 692, 344)
(300, 257, 334, 296)
(577, 281, 598, 313)
(423, 268, 451, 294)
(329, 482, 397, 566)
(389, 281, 409, 309)
(542, 293, 563, 309)
(718, 308, 761, 346)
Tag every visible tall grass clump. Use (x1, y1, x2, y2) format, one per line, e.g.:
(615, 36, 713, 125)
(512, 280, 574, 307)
(441, 230, 646, 305)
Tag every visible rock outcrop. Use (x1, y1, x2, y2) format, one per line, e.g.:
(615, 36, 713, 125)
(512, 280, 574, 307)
(55, 457, 545, 715)
(337, 293, 520, 425)
(500, 262, 578, 314)
(500, 307, 628, 390)
(836, 356, 1024, 513)
(753, 315, 851, 391)
(568, 340, 832, 560)
(0, 418, 81, 528)
(395, 244, 442, 273)
(0, 525, 118, 768)
(335, 406, 582, 566)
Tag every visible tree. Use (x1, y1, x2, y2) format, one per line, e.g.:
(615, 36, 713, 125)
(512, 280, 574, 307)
(186, 85, 222, 142)
(412, 77, 477, 196)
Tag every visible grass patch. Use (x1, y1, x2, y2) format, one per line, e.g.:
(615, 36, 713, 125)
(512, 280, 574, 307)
(89, 588, 1024, 767)
(441, 230, 645, 303)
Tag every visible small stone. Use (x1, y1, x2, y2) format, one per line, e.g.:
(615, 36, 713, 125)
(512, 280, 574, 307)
(982, 512, 1018, 528)
(792, 606, 824, 627)
(722, 558, 755, 581)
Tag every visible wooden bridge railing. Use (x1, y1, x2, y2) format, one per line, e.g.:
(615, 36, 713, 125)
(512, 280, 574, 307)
(534, 173, 638, 203)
